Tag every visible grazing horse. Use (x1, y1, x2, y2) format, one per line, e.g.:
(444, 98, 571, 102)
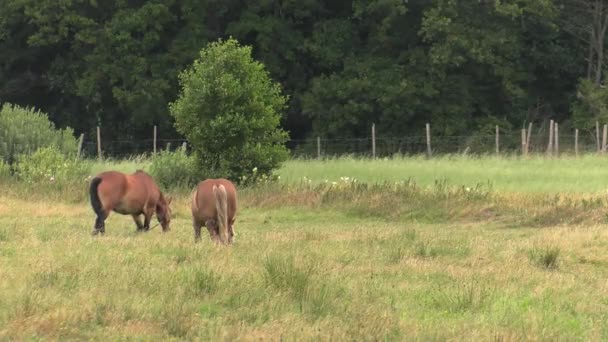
(191, 178, 238, 244)
(89, 170, 172, 235)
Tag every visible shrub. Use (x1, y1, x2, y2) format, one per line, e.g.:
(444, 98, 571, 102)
(169, 38, 289, 184)
(0, 159, 10, 181)
(148, 146, 200, 189)
(572, 78, 608, 130)
(0, 103, 78, 165)
(528, 245, 560, 270)
(15, 146, 90, 184)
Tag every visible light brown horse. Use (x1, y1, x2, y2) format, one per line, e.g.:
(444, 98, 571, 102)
(191, 178, 238, 244)
(89, 170, 172, 235)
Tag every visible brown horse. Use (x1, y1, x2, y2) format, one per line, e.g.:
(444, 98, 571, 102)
(89, 170, 172, 235)
(191, 178, 238, 244)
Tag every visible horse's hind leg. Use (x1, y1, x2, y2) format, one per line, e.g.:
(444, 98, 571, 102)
(132, 214, 144, 232)
(228, 221, 235, 244)
(205, 219, 220, 243)
(92, 214, 106, 236)
(193, 219, 203, 243)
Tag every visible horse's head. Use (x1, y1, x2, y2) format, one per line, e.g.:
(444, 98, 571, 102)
(156, 195, 173, 232)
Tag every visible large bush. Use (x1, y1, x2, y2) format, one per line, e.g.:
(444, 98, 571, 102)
(15, 146, 90, 184)
(169, 38, 289, 183)
(149, 145, 200, 189)
(0, 103, 78, 165)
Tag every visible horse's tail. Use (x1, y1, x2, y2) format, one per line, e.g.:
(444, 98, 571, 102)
(89, 177, 104, 218)
(191, 186, 199, 212)
(213, 184, 229, 244)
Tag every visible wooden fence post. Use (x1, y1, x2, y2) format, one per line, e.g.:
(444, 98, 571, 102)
(96, 126, 102, 161)
(153, 125, 157, 154)
(371, 123, 376, 159)
(554, 122, 559, 157)
(76, 133, 84, 159)
(597, 121, 601, 152)
(182, 141, 187, 151)
(426, 123, 432, 158)
(575, 129, 579, 157)
(317, 136, 321, 160)
(546, 119, 554, 156)
(603, 124, 607, 153)
(526, 122, 532, 154)
(521, 128, 528, 156)
(495, 125, 499, 155)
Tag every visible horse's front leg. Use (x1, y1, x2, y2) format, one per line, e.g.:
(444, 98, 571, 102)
(143, 212, 152, 231)
(132, 214, 145, 232)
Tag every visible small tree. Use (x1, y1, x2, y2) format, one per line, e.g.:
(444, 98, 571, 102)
(169, 38, 289, 183)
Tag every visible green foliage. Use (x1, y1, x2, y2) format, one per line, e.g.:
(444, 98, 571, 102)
(0, 0, 589, 144)
(15, 146, 90, 184)
(170, 38, 289, 183)
(0, 159, 10, 182)
(148, 146, 200, 190)
(571, 79, 608, 130)
(0, 103, 78, 165)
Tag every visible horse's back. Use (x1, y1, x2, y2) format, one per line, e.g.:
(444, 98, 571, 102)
(192, 179, 237, 222)
(95, 171, 128, 196)
(94, 170, 160, 214)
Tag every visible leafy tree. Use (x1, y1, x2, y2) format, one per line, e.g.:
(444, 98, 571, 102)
(169, 38, 289, 183)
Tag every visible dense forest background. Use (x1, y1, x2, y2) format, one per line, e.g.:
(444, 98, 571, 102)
(1, 0, 608, 145)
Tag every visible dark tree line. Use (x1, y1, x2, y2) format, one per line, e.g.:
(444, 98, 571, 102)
(0, 0, 605, 144)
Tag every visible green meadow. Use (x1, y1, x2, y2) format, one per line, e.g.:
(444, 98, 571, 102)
(279, 155, 608, 194)
(2, 155, 608, 340)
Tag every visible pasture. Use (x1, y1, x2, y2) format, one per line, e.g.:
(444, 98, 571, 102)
(2, 156, 608, 340)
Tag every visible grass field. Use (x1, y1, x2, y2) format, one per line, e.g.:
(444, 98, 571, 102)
(2, 156, 608, 340)
(280, 155, 608, 194)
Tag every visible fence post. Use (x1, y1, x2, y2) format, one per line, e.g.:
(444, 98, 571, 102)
(495, 125, 499, 155)
(526, 122, 532, 154)
(575, 128, 579, 157)
(96, 126, 102, 161)
(317, 136, 321, 160)
(182, 141, 187, 151)
(597, 121, 601, 152)
(603, 124, 607, 153)
(76, 133, 84, 159)
(554, 122, 559, 157)
(546, 119, 554, 156)
(153, 125, 157, 154)
(371, 123, 376, 159)
(426, 123, 432, 158)
(521, 128, 527, 156)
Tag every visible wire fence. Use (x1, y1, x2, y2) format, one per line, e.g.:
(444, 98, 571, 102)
(80, 130, 604, 159)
